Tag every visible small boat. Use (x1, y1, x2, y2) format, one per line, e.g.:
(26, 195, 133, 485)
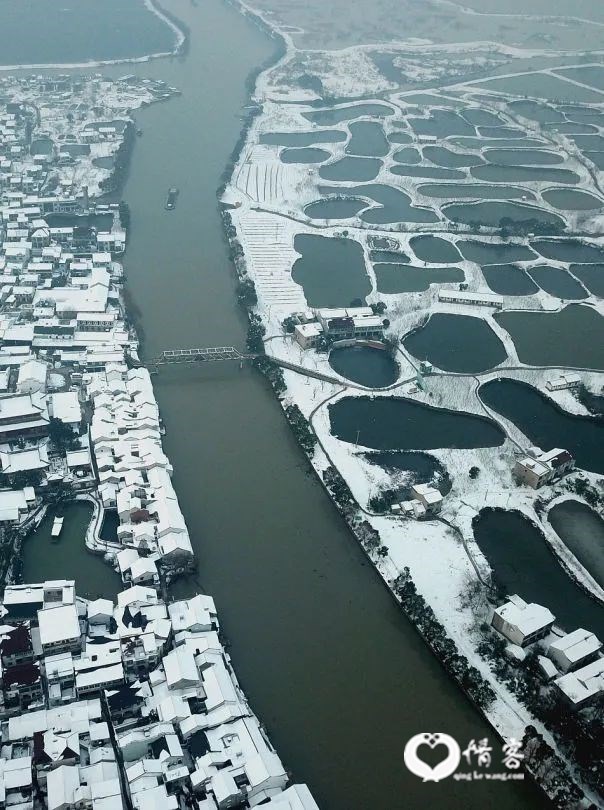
(136, 128, 143, 136)
(165, 187, 179, 210)
(51, 516, 64, 538)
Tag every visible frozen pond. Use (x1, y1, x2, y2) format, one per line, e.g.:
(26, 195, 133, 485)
(329, 397, 505, 450)
(549, 501, 604, 589)
(329, 346, 399, 388)
(495, 305, 604, 368)
(292, 234, 370, 307)
(473, 509, 604, 637)
(480, 378, 604, 474)
(393, 147, 422, 164)
(404, 313, 507, 372)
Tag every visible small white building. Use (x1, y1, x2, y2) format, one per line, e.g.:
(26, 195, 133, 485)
(293, 323, 322, 350)
(548, 629, 602, 673)
(410, 483, 443, 513)
(554, 657, 604, 708)
(491, 595, 555, 647)
(38, 603, 81, 655)
(48, 391, 81, 431)
(546, 373, 581, 392)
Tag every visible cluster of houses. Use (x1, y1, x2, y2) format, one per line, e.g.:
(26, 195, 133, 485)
(491, 595, 604, 709)
(0, 78, 319, 809)
(89, 364, 194, 572)
(0, 580, 317, 810)
(293, 307, 385, 350)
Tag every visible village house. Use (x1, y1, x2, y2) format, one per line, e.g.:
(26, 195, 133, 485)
(514, 448, 575, 489)
(548, 629, 602, 674)
(491, 595, 555, 647)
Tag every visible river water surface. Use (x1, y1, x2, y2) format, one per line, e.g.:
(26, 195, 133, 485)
(16, 1, 550, 807)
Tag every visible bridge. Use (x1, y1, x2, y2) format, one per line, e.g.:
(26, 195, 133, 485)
(146, 345, 354, 387)
(149, 347, 257, 367)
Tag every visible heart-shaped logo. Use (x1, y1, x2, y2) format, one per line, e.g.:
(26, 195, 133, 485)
(404, 733, 461, 782)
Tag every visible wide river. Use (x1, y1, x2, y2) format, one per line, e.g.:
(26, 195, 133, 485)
(19, 1, 548, 807)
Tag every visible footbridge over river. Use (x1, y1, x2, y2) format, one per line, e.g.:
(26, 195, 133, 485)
(145, 346, 352, 387)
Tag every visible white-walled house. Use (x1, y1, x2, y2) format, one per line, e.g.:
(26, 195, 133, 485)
(491, 595, 555, 647)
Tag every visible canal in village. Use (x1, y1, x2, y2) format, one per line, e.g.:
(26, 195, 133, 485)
(19, 1, 549, 807)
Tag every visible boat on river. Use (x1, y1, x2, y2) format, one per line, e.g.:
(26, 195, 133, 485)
(51, 516, 64, 538)
(165, 187, 179, 210)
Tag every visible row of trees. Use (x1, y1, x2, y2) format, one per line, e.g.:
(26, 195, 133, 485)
(394, 568, 496, 710)
(284, 405, 316, 457)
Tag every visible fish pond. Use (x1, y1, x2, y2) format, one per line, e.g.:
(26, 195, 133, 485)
(305, 197, 367, 220)
(260, 130, 347, 147)
(281, 147, 331, 164)
(374, 264, 464, 294)
(365, 451, 452, 497)
(458, 240, 536, 265)
(321, 184, 437, 225)
(480, 378, 604, 474)
(471, 165, 580, 184)
(495, 305, 604, 369)
(569, 265, 604, 297)
(291, 234, 370, 307)
(473, 509, 604, 637)
(346, 121, 390, 157)
(418, 184, 536, 201)
(303, 104, 394, 126)
(390, 165, 466, 180)
(328, 346, 399, 388)
(542, 188, 603, 211)
(404, 314, 507, 373)
(531, 239, 604, 264)
(319, 157, 382, 182)
(443, 201, 566, 229)
(482, 265, 538, 296)
(549, 501, 604, 590)
(409, 235, 461, 263)
(329, 397, 505, 451)
(526, 266, 588, 299)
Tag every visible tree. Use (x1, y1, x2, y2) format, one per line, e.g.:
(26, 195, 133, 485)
(371, 301, 387, 315)
(469, 466, 480, 479)
(48, 417, 77, 451)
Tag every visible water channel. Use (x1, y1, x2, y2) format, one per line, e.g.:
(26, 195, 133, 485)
(13, 0, 552, 806)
